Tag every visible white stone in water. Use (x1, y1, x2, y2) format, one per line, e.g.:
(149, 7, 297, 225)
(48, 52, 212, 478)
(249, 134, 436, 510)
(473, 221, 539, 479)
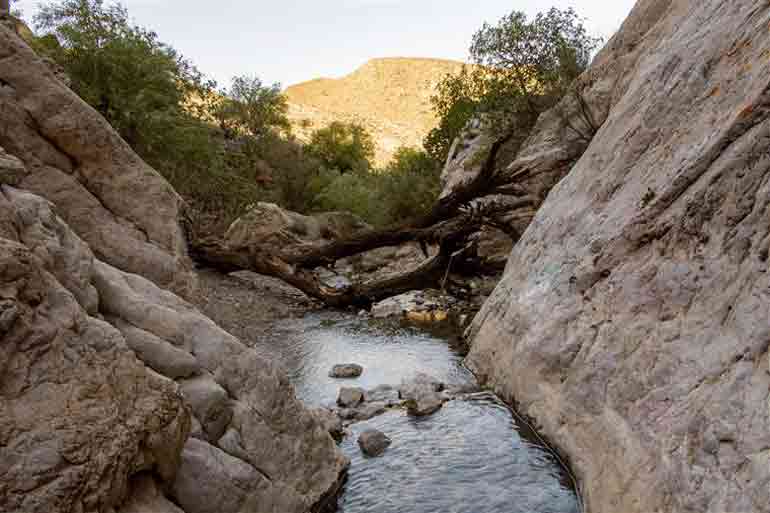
(329, 363, 364, 378)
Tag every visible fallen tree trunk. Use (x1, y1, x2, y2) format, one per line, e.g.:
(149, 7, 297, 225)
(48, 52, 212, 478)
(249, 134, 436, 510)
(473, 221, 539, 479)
(193, 239, 450, 307)
(284, 134, 515, 268)
(191, 215, 481, 307)
(189, 132, 529, 307)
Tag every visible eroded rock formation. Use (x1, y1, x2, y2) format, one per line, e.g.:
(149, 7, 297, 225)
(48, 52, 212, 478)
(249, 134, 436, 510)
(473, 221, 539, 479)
(0, 21, 195, 297)
(467, 1, 770, 511)
(0, 186, 190, 513)
(0, 21, 347, 513)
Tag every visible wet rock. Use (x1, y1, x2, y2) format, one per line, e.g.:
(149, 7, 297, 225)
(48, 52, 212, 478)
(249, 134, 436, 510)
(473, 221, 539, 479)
(313, 407, 345, 442)
(371, 290, 456, 321)
(329, 363, 364, 378)
(339, 402, 388, 422)
(357, 429, 391, 457)
(404, 392, 445, 417)
(445, 383, 483, 396)
(365, 384, 401, 405)
(337, 387, 365, 408)
(399, 374, 447, 417)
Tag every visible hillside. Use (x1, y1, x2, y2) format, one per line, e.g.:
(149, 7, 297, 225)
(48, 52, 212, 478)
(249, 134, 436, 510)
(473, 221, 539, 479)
(285, 57, 465, 166)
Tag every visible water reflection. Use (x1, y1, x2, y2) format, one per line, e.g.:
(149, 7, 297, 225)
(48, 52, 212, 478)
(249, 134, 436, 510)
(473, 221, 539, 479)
(250, 311, 579, 513)
(254, 312, 474, 406)
(341, 397, 579, 513)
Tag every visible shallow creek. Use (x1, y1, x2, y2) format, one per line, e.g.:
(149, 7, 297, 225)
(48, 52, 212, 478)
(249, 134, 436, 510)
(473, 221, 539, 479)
(251, 310, 580, 513)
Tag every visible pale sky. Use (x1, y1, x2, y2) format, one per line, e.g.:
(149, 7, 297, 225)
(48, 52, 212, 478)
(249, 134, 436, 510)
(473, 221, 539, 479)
(15, 0, 637, 89)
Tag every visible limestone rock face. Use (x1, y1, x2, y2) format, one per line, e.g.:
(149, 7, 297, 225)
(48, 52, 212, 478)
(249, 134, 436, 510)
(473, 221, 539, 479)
(0, 23, 195, 297)
(91, 257, 349, 513)
(467, 1, 770, 512)
(0, 187, 189, 513)
(0, 23, 348, 513)
(1, 182, 348, 513)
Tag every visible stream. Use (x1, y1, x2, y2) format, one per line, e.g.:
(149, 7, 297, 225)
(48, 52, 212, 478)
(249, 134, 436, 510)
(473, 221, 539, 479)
(250, 310, 581, 513)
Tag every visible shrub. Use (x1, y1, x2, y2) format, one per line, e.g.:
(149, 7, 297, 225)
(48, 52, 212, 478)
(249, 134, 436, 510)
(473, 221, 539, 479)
(312, 147, 440, 227)
(306, 121, 375, 174)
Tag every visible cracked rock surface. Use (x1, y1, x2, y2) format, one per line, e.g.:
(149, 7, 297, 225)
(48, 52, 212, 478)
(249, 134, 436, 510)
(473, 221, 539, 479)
(467, 1, 770, 512)
(0, 24, 348, 513)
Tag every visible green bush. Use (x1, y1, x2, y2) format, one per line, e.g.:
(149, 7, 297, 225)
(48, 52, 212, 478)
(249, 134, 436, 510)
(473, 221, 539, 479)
(312, 147, 440, 227)
(306, 121, 375, 174)
(378, 147, 441, 224)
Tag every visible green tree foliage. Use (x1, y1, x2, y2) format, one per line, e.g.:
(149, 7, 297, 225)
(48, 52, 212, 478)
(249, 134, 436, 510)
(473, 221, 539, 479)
(425, 7, 601, 163)
(215, 75, 290, 139)
(424, 67, 483, 164)
(24, 0, 459, 234)
(34, 0, 211, 148)
(306, 121, 375, 174)
(469, 7, 599, 116)
(312, 170, 382, 224)
(314, 147, 440, 227)
(378, 147, 441, 223)
(248, 133, 327, 213)
(30, 0, 269, 228)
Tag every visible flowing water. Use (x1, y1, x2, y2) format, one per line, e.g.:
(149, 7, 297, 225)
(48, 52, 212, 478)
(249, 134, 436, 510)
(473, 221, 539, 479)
(251, 311, 580, 513)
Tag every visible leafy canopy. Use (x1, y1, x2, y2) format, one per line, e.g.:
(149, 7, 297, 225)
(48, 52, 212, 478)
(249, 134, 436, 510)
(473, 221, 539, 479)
(215, 75, 290, 139)
(306, 121, 375, 174)
(425, 7, 601, 163)
(314, 146, 440, 227)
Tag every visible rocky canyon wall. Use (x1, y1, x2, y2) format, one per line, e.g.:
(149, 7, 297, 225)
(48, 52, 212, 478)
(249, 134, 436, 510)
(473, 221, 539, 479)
(467, 1, 770, 511)
(0, 20, 347, 513)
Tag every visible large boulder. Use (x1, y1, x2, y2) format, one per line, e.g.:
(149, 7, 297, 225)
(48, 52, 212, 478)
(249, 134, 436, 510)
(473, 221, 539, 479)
(0, 188, 189, 513)
(225, 202, 436, 284)
(0, 22, 196, 297)
(0, 183, 349, 513)
(224, 202, 370, 253)
(467, 1, 770, 512)
(91, 255, 349, 513)
(357, 429, 391, 457)
(0, 21, 349, 513)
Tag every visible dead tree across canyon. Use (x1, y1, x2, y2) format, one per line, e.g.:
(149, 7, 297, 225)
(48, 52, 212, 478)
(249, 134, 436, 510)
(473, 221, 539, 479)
(191, 91, 601, 308)
(189, 133, 532, 308)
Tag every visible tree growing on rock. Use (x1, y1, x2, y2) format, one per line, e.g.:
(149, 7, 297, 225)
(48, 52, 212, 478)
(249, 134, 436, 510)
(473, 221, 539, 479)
(425, 7, 601, 163)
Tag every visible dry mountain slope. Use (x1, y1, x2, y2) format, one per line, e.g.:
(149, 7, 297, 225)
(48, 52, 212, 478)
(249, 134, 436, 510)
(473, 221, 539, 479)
(285, 57, 465, 166)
